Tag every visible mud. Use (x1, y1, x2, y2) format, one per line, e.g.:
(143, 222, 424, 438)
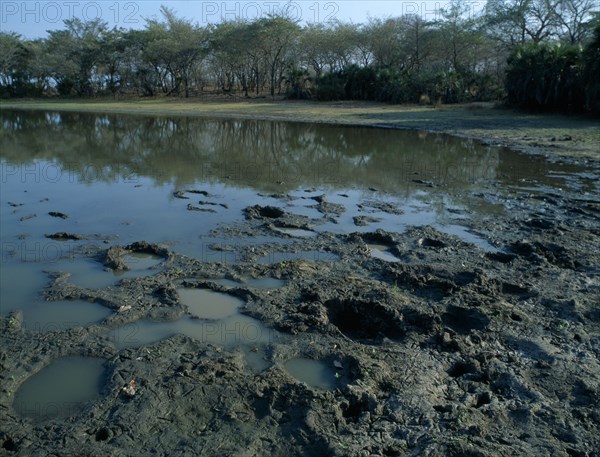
(1, 162, 599, 457)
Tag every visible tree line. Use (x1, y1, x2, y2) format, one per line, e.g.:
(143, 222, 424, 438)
(1, 0, 598, 113)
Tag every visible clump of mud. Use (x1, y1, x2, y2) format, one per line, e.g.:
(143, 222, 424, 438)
(102, 241, 172, 271)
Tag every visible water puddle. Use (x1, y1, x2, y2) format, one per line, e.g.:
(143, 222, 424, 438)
(120, 252, 163, 271)
(13, 356, 107, 423)
(437, 224, 498, 253)
(209, 277, 286, 289)
(208, 278, 244, 288)
(22, 300, 112, 332)
(177, 288, 242, 320)
(256, 250, 339, 264)
(0, 262, 48, 315)
(49, 256, 163, 290)
(247, 278, 286, 289)
(46, 259, 117, 290)
(283, 358, 338, 391)
(284, 205, 323, 219)
(273, 227, 317, 238)
(368, 244, 401, 262)
(108, 313, 277, 350)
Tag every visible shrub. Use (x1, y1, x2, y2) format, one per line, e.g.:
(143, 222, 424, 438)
(506, 42, 585, 113)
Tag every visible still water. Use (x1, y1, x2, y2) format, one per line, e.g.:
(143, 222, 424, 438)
(284, 358, 339, 391)
(13, 356, 107, 423)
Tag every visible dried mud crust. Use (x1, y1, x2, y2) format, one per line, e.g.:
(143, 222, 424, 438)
(1, 186, 600, 456)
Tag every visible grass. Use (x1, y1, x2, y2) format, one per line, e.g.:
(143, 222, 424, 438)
(2, 97, 599, 160)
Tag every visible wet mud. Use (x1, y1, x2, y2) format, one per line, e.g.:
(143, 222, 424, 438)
(1, 176, 599, 457)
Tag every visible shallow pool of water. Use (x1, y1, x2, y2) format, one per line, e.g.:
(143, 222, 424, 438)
(177, 288, 243, 320)
(256, 250, 340, 264)
(283, 358, 338, 391)
(273, 227, 317, 238)
(368, 244, 401, 262)
(0, 261, 48, 314)
(13, 356, 107, 423)
(207, 278, 244, 288)
(45, 256, 164, 290)
(121, 252, 164, 271)
(108, 312, 277, 350)
(22, 299, 112, 332)
(248, 278, 286, 289)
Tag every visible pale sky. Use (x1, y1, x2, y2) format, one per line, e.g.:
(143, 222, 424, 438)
(1, 0, 485, 38)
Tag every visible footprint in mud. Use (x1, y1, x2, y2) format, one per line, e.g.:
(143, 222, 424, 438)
(272, 226, 316, 238)
(358, 200, 403, 215)
(442, 305, 490, 335)
(325, 298, 403, 342)
(103, 241, 170, 271)
(418, 237, 447, 248)
(22, 299, 112, 332)
(509, 240, 579, 269)
(178, 288, 242, 320)
(485, 252, 517, 263)
(244, 205, 285, 219)
(208, 277, 286, 289)
(367, 244, 401, 262)
(353, 216, 383, 227)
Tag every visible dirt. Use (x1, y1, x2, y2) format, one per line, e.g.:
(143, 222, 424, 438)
(0, 101, 599, 456)
(1, 173, 599, 457)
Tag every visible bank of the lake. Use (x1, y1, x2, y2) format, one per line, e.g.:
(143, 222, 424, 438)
(2, 98, 599, 162)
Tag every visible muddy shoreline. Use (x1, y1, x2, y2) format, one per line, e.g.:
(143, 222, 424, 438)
(1, 107, 599, 456)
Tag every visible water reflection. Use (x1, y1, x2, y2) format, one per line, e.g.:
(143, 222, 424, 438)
(1, 110, 504, 193)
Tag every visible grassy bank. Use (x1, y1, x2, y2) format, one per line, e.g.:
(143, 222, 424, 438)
(2, 98, 599, 160)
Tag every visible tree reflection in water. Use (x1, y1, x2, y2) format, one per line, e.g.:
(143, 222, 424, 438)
(1, 110, 503, 195)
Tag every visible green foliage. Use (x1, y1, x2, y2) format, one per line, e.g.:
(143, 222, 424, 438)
(283, 67, 312, 99)
(45, 19, 108, 96)
(582, 22, 600, 113)
(314, 72, 346, 101)
(506, 42, 586, 112)
(0, 32, 35, 97)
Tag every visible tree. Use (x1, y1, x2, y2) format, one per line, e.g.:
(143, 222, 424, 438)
(365, 17, 409, 69)
(0, 32, 32, 96)
(433, 2, 486, 74)
(45, 18, 107, 96)
(300, 22, 361, 77)
(582, 20, 600, 112)
(553, 0, 598, 43)
(253, 16, 300, 96)
(144, 7, 209, 97)
(99, 28, 127, 96)
(209, 21, 258, 95)
(485, 0, 561, 45)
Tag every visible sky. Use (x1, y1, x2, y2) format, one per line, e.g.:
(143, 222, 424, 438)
(0, 0, 485, 38)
